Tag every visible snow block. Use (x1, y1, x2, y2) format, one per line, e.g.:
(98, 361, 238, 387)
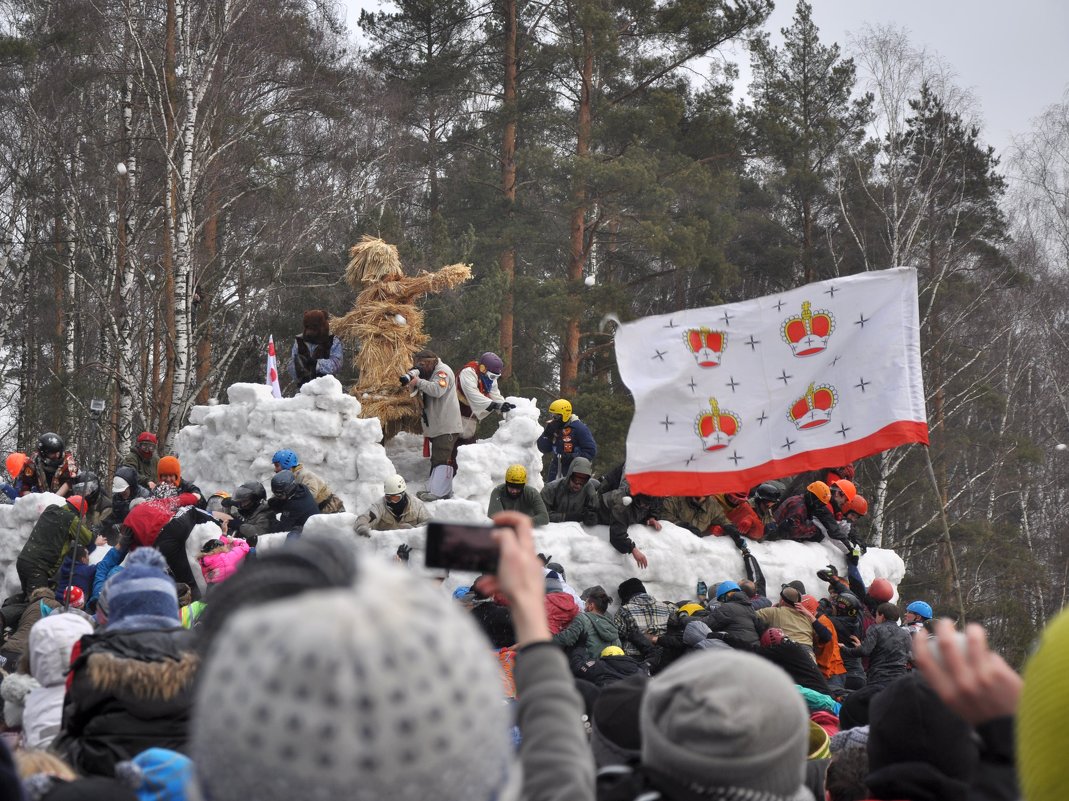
(226, 383, 276, 405)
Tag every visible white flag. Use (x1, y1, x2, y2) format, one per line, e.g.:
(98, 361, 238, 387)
(266, 335, 282, 398)
(615, 267, 928, 495)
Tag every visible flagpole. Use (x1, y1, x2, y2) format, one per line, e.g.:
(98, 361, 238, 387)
(922, 445, 968, 626)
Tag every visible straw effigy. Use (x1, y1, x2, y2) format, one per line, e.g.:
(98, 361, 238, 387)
(332, 236, 472, 439)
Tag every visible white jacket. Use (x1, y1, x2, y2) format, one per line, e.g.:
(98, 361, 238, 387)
(22, 612, 94, 749)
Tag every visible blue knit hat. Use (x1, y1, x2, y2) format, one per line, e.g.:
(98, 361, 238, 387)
(103, 549, 180, 631)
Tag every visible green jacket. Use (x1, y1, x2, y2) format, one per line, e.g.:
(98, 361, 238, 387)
(487, 484, 549, 526)
(553, 611, 622, 660)
(18, 504, 94, 576)
(120, 448, 160, 489)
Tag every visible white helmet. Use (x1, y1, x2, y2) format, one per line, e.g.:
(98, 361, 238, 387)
(384, 474, 407, 496)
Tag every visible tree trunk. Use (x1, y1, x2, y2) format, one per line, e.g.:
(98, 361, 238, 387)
(157, 0, 179, 445)
(561, 25, 593, 397)
(497, 0, 518, 378)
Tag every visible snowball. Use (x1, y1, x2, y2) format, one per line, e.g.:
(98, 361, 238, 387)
(584, 275, 596, 286)
(116, 162, 127, 176)
(394, 314, 407, 326)
(1056, 443, 1067, 452)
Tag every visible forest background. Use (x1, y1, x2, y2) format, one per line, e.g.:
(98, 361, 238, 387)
(1, 0, 1068, 663)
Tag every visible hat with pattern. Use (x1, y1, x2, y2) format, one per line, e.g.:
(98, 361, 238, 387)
(191, 557, 517, 801)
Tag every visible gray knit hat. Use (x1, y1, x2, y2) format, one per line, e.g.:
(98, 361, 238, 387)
(640, 649, 812, 801)
(191, 558, 517, 801)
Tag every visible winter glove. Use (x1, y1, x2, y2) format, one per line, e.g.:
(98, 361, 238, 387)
(499, 402, 515, 414)
(396, 543, 411, 562)
(543, 418, 564, 435)
(356, 525, 371, 538)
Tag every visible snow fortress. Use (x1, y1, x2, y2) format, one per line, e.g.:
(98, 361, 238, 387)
(0, 375, 904, 608)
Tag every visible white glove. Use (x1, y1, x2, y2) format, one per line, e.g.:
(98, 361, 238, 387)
(407, 368, 421, 379)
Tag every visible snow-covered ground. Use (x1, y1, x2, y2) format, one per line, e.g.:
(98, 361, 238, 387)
(0, 376, 905, 611)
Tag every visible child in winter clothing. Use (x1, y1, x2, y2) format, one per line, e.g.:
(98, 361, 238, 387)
(22, 613, 95, 749)
(197, 536, 250, 585)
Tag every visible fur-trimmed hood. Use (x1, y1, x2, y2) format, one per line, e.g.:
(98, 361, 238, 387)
(74, 628, 198, 702)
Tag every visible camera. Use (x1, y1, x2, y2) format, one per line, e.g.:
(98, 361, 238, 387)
(425, 521, 501, 574)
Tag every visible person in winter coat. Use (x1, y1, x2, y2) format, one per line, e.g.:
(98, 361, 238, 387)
(545, 571, 580, 635)
(598, 474, 656, 569)
(103, 468, 150, 529)
(614, 578, 676, 657)
(660, 495, 731, 537)
(755, 627, 833, 696)
(553, 585, 622, 662)
(216, 481, 273, 545)
(22, 613, 95, 750)
(27, 433, 79, 497)
(54, 549, 199, 777)
(152, 456, 202, 502)
(487, 464, 549, 526)
(16, 497, 94, 596)
(755, 586, 832, 653)
(120, 433, 160, 491)
(810, 594, 847, 689)
(455, 351, 514, 445)
(537, 398, 596, 481)
(187, 509, 596, 801)
(197, 536, 250, 586)
(773, 481, 849, 545)
(270, 449, 344, 513)
(267, 470, 319, 536)
(466, 575, 516, 649)
(595, 648, 813, 801)
(288, 309, 344, 389)
(401, 349, 463, 501)
(838, 602, 913, 728)
(541, 456, 600, 525)
(572, 645, 646, 688)
(699, 581, 762, 649)
(355, 475, 429, 536)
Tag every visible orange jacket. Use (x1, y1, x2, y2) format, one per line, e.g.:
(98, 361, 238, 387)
(815, 612, 846, 679)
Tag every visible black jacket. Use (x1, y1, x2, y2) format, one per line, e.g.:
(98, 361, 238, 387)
(840, 620, 912, 686)
(55, 626, 198, 776)
(471, 600, 516, 649)
(756, 641, 831, 696)
(572, 653, 647, 687)
(269, 484, 319, 532)
(700, 595, 761, 649)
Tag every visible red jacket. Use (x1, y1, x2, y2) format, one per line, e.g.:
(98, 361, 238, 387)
(124, 495, 198, 548)
(545, 592, 579, 634)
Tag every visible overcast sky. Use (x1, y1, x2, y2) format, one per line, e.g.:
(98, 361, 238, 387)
(339, 0, 1069, 162)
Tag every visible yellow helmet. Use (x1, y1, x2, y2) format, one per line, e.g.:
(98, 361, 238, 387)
(505, 464, 527, 485)
(678, 603, 705, 617)
(548, 398, 572, 422)
(601, 645, 626, 658)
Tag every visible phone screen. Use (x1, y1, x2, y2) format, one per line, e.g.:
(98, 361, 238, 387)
(425, 521, 500, 573)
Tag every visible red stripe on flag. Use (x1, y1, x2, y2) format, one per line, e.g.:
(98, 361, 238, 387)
(626, 420, 929, 496)
(268, 340, 276, 357)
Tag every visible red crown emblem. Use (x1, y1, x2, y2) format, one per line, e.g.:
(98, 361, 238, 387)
(787, 382, 838, 430)
(683, 327, 726, 368)
(695, 398, 741, 452)
(781, 301, 835, 357)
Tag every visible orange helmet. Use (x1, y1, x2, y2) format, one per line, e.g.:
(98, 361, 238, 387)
(67, 495, 88, 516)
(5, 452, 28, 479)
(832, 479, 857, 502)
(806, 481, 831, 505)
(845, 494, 868, 516)
(869, 578, 894, 603)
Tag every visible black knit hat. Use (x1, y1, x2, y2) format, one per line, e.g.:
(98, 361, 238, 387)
(591, 673, 648, 768)
(866, 675, 979, 801)
(618, 578, 647, 605)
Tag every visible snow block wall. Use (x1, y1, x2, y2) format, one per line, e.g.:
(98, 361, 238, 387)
(0, 378, 907, 613)
(0, 493, 68, 603)
(292, 514, 906, 614)
(173, 376, 396, 515)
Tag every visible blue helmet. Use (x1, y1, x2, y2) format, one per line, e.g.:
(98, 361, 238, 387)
(906, 600, 933, 620)
(272, 449, 299, 470)
(715, 580, 741, 601)
(452, 586, 472, 600)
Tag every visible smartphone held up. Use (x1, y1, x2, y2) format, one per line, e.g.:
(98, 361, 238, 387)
(425, 521, 502, 574)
